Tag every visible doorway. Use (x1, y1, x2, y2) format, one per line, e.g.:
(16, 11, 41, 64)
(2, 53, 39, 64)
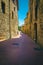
(34, 23, 37, 43)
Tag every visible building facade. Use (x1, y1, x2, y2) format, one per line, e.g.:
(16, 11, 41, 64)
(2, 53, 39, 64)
(30, 0, 43, 47)
(24, 12, 31, 36)
(0, 0, 18, 41)
(21, 12, 31, 36)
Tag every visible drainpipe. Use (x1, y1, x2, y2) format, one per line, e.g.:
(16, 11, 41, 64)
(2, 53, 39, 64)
(9, 0, 11, 38)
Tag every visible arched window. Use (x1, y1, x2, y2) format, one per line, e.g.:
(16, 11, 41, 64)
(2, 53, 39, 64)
(1, 2, 5, 13)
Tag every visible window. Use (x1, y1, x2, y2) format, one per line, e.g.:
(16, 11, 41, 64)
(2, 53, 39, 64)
(12, 12, 14, 19)
(35, 5, 38, 20)
(12, 0, 15, 3)
(35, 0, 39, 20)
(14, 7, 15, 11)
(12, 0, 14, 3)
(1, 2, 5, 13)
(34, 23, 37, 31)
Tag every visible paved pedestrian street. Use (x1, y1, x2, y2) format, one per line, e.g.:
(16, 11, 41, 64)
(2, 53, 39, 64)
(0, 32, 43, 65)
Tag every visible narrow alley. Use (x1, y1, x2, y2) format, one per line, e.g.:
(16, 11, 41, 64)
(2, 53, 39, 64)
(0, 0, 43, 65)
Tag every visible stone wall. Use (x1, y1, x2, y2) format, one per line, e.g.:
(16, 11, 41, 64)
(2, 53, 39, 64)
(10, 0, 18, 38)
(0, 0, 18, 41)
(30, 0, 43, 47)
(0, 0, 10, 40)
(38, 0, 43, 47)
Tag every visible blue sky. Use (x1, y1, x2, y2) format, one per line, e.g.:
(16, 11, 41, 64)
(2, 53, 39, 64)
(18, 0, 29, 26)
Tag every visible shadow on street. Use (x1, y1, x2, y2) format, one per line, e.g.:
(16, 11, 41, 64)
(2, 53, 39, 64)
(0, 32, 43, 65)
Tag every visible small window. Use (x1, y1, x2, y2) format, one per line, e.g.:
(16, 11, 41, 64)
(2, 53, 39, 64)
(12, 0, 14, 3)
(1, 2, 5, 13)
(14, 7, 15, 11)
(12, 11, 14, 19)
(35, 5, 37, 20)
(35, 0, 39, 20)
(12, 0, 15, 3)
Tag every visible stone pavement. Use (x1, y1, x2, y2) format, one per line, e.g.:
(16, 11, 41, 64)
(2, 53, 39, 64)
(0, 32, 43, 65)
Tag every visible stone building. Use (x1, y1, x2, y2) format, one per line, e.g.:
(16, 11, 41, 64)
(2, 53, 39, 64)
(30, 0, 43, 47)
(21, 12, 31, 36)
(21, 25, 25, 33)
(0, 0, 18, 41)
(24, 12, 31, 36)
